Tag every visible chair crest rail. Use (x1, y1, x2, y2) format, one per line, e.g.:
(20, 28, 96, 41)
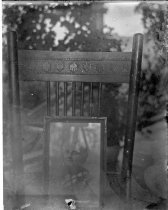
(18, 50, 132, 83)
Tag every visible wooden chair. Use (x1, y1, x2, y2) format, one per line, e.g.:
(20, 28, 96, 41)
(7, 31, 143, 208)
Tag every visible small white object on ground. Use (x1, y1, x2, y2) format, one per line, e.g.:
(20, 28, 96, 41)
(20, 203, 31, 209)
(65, 199, 77, 209)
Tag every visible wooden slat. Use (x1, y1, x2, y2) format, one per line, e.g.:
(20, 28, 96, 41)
(55, 82, 59, 116)
(72, 82, 76, 116)
(80, 82, 84, 116)
(64, 82, 67, 116)
(46, 82, 51, 116)
(18, 50, 131, 83)
(88, 84, 90, 116)
(90, 83, 93, 116)
(98, 83, 102, 116)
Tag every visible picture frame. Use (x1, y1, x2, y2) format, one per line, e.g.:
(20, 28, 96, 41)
(43, 117, 107, 209)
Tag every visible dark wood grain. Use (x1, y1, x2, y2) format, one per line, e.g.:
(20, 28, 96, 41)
(80, 82, 84, 116)
(55, 82, 59, 116)
(18, 50, 131, 83)
(46, 81, 51, 116)
(121, 33, 143, 200)
(72, 82, 76, 116)
(98, 83, 102, 116)
(64, 82, 67, 116)
(90, 82, 93, 116)
(7, 31, 25, 208)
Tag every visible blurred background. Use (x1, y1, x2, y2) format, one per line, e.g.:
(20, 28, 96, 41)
(2, 1, 168, 209)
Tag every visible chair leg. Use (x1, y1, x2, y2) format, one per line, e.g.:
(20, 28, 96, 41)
(125, 175, 133, 210)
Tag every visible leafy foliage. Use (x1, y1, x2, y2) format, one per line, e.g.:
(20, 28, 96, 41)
(135, 2, 168, 129)
(3, 3, 121, 51)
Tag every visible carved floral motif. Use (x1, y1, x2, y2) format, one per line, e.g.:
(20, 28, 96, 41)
(69, 63, 78, 72)
(56, 61, 64, 72)
(82, 62, 91, 73)
(20, 59, 130, 76)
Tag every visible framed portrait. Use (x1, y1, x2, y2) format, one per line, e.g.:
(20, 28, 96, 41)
(43, 117, 107, 209)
